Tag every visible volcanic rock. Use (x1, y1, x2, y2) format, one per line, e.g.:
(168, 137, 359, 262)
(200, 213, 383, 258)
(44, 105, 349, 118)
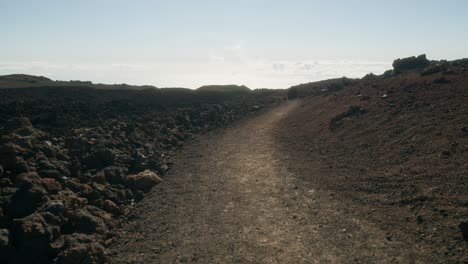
(393, 54, 430, 73)
(12, 212, 61, 263)
(56, 233, 107, 264)
(125, 170, 162, 192)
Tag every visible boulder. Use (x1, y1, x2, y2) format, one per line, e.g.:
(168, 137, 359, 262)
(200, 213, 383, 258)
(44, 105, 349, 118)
(102, 166, 128, 185)
(54, 190, 88, 210)
(393, 54, 430, 73)
(67, 210, 108, 235)
(0, 142, 28, 170)
(103, 199, 120, 216)
(40, 200, 65, 215)
(15, 171, 42, 190)
(36, 159, 70, 177)
(91, 171, 106, 184)
(39, 169, 64, 182)
(8, 184, 49, 218)
(56, 234, 106, 264)
(83, 149, 115, 170)
(40, 178, 63, 194)
(125, 170, 162, 192)
(12, 212, 61, 263)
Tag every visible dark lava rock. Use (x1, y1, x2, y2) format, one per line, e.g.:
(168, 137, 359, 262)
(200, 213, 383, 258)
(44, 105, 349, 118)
(84, 149, 115, 170)
(15, 171, 42, 190)
(8, 185, 49, 218)
(125, 170, 162, 192)
(393, 54, 430, 73)
(1, 117, 33, 135)
(103, 199, 120, 216)
(7, 172, 49, 218)
(0, 143, 28, 171)
(102, 166, 128, 185)
(40, 178, 63, 194)
(421, 63, 447, 76)
(12, 212, 61, 263)
(67, 210, 108, 235)
(40, 200, 65, 215)
(57, 234, 107, 264)
(0, 229, 11, 263)
(39, 169, 65, 182)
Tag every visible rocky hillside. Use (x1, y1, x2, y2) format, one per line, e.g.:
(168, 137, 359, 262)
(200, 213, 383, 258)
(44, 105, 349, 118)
(276, 55, 468, 262)
(0, 86, 284, 263)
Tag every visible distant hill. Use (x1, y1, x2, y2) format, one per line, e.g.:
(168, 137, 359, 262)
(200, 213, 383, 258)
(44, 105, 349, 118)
(0, 74, 158, 90)
(0, 74, 55, 88)
(0, 74, 254, 93)
(197, 84, 250, 93)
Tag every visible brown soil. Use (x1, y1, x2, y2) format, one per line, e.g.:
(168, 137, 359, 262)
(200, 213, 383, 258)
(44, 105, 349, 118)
(274, 71, 468, 263)
(108, 102, 434, 263)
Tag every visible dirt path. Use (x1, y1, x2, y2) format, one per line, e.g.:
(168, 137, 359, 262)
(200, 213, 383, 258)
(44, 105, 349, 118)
(109, 102, 415, 263)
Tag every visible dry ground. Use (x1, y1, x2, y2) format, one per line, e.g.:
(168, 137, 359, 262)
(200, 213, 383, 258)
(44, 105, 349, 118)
(109, 101, 454, 263)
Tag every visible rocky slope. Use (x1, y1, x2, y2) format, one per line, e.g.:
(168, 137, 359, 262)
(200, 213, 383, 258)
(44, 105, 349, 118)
(276, 55, 468, 262)
(0, 86, 284, 263)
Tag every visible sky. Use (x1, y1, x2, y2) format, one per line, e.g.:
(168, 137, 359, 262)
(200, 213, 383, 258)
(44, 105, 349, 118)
(1, 0, 467, 89)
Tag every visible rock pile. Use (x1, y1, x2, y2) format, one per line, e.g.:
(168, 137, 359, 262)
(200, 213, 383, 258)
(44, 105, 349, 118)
(0, 90, 283, 263)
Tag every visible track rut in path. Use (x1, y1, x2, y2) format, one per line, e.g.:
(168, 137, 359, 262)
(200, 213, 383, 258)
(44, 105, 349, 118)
(110, 101, 415, 263)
